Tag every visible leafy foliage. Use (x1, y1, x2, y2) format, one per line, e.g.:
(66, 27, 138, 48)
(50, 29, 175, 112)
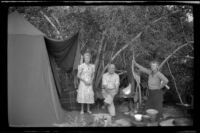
(8, 5, 193, 104)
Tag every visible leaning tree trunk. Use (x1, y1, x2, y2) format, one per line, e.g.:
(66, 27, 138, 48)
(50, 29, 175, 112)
(132, 52, 142, 105)
(167, 61, 184, 105)
(93, 30, 107, 94)
(95, 32, 143, 89)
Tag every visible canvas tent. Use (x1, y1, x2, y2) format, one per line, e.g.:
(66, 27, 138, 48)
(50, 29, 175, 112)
(8, 11, 80, 127)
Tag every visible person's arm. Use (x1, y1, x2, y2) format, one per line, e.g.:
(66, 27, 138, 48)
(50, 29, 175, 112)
(91, 65, 95, 82)
(77, 65, 82, 79)
(102, 74, 107, 89)
(87, 64, 95, 86)
(77, 65, 87, 84)
(133, 61, 151, 75)
(158, 72, 169, 89)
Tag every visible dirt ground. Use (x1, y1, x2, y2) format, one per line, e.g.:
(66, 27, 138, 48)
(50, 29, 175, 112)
(56, 103, 193, 127)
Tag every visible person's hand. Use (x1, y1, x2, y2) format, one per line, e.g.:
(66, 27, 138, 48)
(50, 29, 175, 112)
(102, 85, 108, 90)
(81, 79, 90, 86)
(85, 81, 92, 86)
(88, 81, 93, 86)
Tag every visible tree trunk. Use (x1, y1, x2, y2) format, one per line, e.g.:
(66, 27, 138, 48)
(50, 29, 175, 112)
(132, 53, 142, 105)
(94, 30, 107, 90)
(102, 41, 108, 68)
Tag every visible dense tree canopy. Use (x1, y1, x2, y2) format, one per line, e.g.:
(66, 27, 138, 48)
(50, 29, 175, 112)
(8, 5, 194, 104)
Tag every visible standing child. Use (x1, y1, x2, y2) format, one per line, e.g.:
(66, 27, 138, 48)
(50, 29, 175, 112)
(77, 51, 95, 114)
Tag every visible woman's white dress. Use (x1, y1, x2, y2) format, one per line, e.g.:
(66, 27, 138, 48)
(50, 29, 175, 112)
(77, 63, 95, 104)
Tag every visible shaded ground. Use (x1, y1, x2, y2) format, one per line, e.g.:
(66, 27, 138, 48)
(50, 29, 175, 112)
(57, 103, 193, 127)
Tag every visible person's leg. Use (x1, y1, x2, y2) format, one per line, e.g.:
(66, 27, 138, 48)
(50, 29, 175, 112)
(107, 93, 116, 117)
(145, 90, 154, 110)
(155, 90, 164, 120)
(108, 102, 116, 116)
(80, 103, 84, 114)
(102, 89, 107, 109)
(149, 90, 163, 120)
(87, 104, 92, 114)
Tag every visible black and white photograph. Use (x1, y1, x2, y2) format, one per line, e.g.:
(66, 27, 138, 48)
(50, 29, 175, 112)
(6, 3, 196, 129)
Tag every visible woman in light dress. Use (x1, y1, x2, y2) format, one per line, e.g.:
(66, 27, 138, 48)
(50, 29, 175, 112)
(77, 52, 95, 114)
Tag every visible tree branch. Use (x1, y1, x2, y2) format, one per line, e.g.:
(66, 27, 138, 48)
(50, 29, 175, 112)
(102, 40, 108, 67)
(180, 17, 189, 43)
(95, 30, 107, 66)
(111, 32, 142, 62)
(40, 11, 63, 40)
(159, 41, 193, 70)
(132, 51, 142, 104)
(167, 61, 184, 105)
(51, 13, 62, 28)
(110, 38, 118, 60)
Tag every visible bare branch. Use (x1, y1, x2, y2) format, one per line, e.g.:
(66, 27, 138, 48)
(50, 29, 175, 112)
(40, 11, 63, 40)
(111, 32, 142, 61)
(145, 7, 149, 20)
(132, 52, 142, 104)
(167, 61, 184, 105)
(159, 41, 193, 70)
(102, 40, 108, 67)
(51, 13, 62, 28)
(94, 30, 107, 66)
(189, 44, 194, 51)
(110, 38, 118, 60)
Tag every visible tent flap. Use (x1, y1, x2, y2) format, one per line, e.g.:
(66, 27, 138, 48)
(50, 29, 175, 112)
(45, 33, 80, 72)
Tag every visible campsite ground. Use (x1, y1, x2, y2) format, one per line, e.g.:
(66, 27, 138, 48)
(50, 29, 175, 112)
(61, 103, 193, 127)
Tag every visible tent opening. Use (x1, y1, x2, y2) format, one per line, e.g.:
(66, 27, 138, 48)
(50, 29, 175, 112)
(44, 33, 81, 111)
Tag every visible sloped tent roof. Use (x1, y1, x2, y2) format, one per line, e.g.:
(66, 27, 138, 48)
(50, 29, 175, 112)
(8, 11, 44, 36)
(8, 11, 68, 127)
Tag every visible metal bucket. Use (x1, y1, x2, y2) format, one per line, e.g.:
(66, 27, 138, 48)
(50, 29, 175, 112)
(146, 109, 158, 122)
